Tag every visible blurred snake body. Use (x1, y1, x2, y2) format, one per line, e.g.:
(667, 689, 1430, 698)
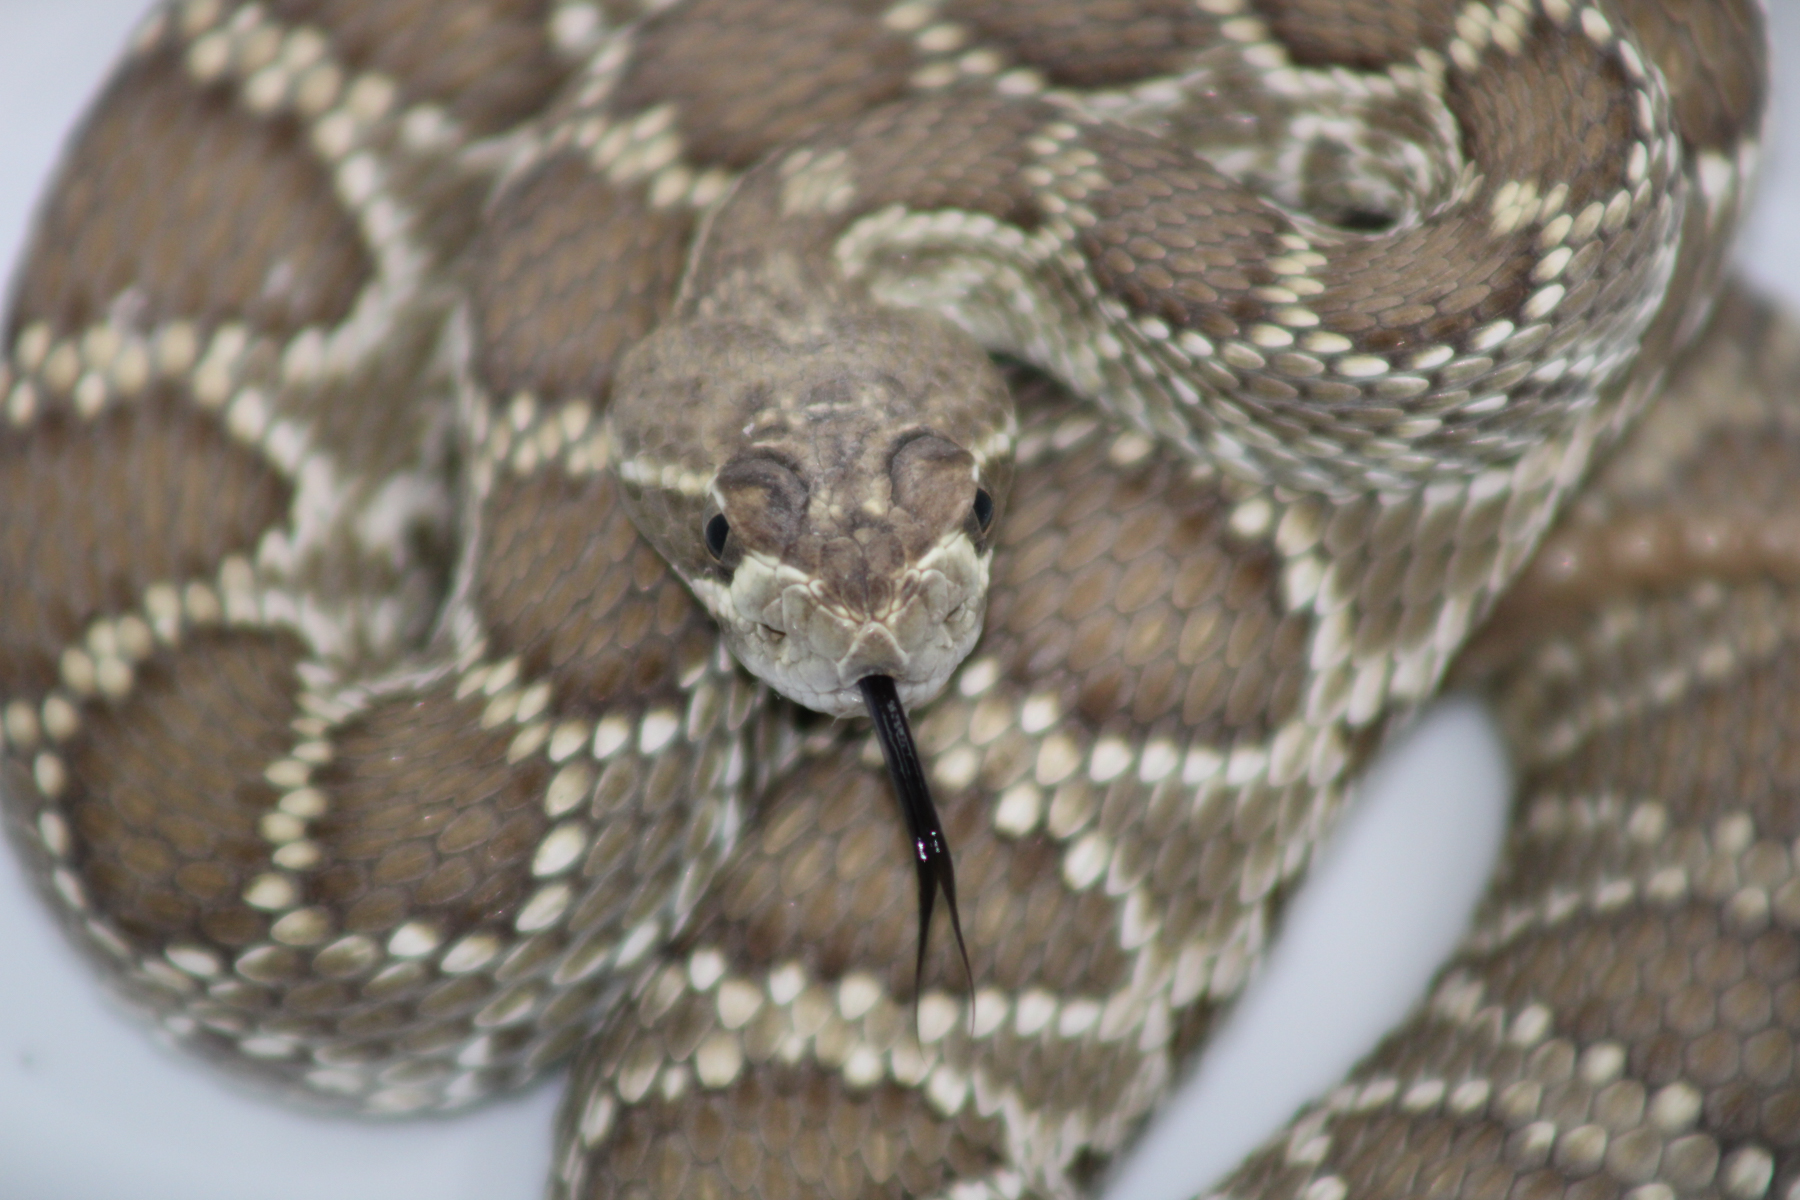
(0, 1, 1788, 1198)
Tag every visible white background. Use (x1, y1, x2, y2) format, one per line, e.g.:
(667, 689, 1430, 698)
(0, 4, 1794, 1198)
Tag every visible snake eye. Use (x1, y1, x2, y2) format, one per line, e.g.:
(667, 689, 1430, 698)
(972, 488, 994, 532)
(704, 513, 730, 560)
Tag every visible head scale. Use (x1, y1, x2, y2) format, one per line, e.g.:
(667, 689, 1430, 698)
(609, 303, 1015, 718)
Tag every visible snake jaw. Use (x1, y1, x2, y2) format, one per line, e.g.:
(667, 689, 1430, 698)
(839, 622, 907, 683)
(707, 532, 992, 717)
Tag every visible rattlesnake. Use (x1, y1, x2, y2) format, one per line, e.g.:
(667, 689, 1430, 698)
(0, 2, 1785, 1200)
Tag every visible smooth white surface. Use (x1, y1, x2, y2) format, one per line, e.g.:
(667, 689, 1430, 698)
(0, 4, 1793, 1199)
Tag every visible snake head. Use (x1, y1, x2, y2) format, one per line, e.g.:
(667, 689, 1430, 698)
(702, 421, 1001, 716)
(611, 301, 1014, 717)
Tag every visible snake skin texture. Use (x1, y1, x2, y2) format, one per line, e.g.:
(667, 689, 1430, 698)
(0, 1, 1783, 1198)
(1200, 283, 1800, 1200)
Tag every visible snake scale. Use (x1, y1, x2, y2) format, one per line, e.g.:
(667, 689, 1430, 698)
(0, 0, 1790, 1197)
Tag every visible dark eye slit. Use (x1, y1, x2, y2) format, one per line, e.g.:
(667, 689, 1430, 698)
(973, 488, 994, 531)
(704, 513, 730, 559)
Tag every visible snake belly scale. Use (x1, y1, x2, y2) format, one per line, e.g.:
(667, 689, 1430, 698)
(0, 1, 1783, 1198)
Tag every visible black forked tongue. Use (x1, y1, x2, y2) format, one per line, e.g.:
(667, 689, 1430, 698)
(858, 674, 974, 1025)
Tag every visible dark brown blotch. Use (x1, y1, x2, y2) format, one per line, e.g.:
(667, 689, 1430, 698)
(944, 0, 1229, 87)
(12, 45, 369, 339)
(564, 1058, 1005, 1198)
(613, 0, 918, 171)
(263, 0, 574, 136)
(691, 740, 1131, 998)
(0, 392, 292, 696)
(984, 386, 1309, 739)
(473, 465, 715, 716)
(1257, 0, 1462, 71)
(64, 630, 307, 949)
(470, 155, 694, 404)
(306, 677, 551, 936)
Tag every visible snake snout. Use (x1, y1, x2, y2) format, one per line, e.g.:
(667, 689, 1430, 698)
(837, 622, 907, 686)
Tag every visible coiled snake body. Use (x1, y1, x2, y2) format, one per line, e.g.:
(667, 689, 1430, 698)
(0, 1, 1786, 1197)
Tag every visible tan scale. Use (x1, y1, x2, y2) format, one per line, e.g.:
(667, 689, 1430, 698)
(0, 1, 1781, 1198)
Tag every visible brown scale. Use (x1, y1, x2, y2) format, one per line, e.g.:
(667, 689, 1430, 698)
(1467, 289, 1800, 674)
(941, 0, 1231, 87)
(612, 0, 919, 171)
(1329, 484, 1514, 670)
(1257, 0, 1463, 71)
(574, 1063, 1008, 1199)
(305, 687, 553, 940)
(262, 0, 574, 136)
(1207, 289, 1800, 1200)
(264, 0, 559, 290)
(24, 427, 758, 1102)
(63, 631, 307, 952)
(224, 683, 568, 1089)
(696, 743, 1131, 999)
(557, 383, 1328, 1194)
(1453, 22, 1636, 216)
(1072, 125, 1293, 326)
(819, 95, 1046, 229)
(10, 42, 369, 339)
(1084, 25, 1641, 304)
(1607, 0, 1768, 154)
(983, 382, 1310, 740)
(1219, 897, 1800, 1198)
(278, 313, 462, 507)
(678, 90, 1048, 300)
(1608, 0, 1769, 358)
(470, 158, 696, 403)
(1062, 14, 1685, 470)
(0, 0, 752, 1112)
(186, 443, 762, 1096)
(0, 393, 291, 695)
(0, 0, 1775, 1196)
(473, 467, 718, 716)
